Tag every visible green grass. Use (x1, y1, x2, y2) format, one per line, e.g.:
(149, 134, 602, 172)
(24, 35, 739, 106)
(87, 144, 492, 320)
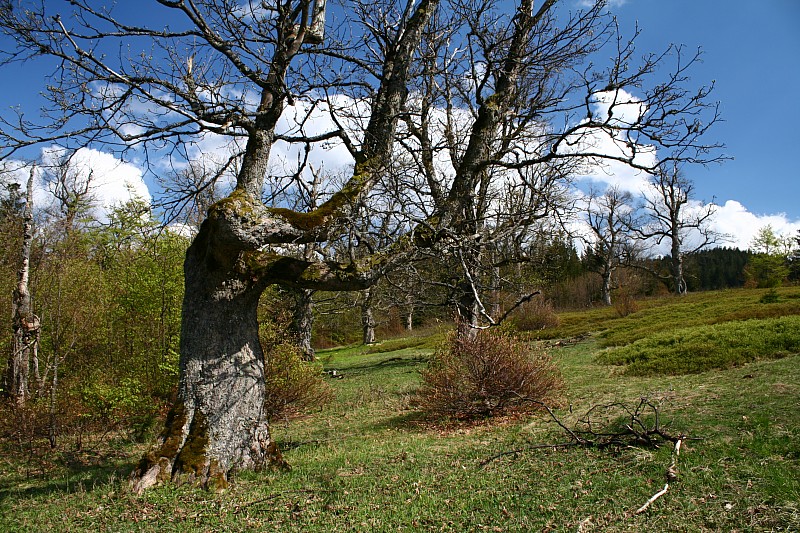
(528, 287, 800, 347)
(598, 315, 800, 375)
(2, 288, 799, 531)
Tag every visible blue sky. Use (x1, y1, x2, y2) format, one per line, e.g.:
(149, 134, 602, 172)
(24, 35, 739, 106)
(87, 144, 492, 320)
(603, 0, 800, 231)
(1, 0, 798, 246)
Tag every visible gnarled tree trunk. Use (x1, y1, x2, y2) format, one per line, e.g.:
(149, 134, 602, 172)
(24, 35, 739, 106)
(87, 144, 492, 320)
(132, 210, 280, 492)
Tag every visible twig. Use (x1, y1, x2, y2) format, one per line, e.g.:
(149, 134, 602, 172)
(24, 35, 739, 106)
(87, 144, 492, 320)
(666, 438, 682, 481)
(634, 437, 683, 514)
(576, 515, 593, 532)
(482, 397, 688, 466)
(634, 483, 670, 514)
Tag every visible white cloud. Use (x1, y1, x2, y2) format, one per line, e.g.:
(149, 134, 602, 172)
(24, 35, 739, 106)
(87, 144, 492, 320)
(709, 200, 800, 250)
(567, 88, 800, 254)
(3, 147, 151, 222)
(571, 89, 657, 194)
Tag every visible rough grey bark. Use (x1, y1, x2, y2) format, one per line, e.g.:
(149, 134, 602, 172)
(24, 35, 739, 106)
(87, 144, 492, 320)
(290, 287, 315, 361)
(361, 288, 376, 345)
(670, 235, 687, 295)
(5, 167, 38, 405)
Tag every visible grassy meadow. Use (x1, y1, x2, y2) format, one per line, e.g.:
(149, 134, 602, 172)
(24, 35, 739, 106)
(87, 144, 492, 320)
(1, 287, 799, 531)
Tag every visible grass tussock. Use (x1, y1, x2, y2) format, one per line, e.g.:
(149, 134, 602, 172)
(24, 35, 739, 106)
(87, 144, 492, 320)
(597, 315, 800, 375)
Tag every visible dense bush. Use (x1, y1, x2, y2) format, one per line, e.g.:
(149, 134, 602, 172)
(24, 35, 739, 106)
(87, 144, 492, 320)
(416, 330, 562, 419)
(262, 342, 333, 422)
(512, 298, 560, 331)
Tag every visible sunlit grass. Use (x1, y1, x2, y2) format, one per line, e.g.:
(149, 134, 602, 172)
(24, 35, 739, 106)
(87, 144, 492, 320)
(2, 287, 799, 531)
(598, 315, 800, 375)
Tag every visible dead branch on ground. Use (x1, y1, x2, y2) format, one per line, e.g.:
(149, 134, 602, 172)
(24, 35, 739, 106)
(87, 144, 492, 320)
(481, 397, 689, 465)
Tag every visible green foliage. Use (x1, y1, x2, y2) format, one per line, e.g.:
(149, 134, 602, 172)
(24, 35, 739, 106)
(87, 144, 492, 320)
(745, 253, 790, 288)
(749, 224, 787, 255)
(745, 225, 791, 288)
(92, 202, 186, 399)
(529, 287, 800, 346)
(79, 377, 158, 439)
(759, 288, 780, 304)
(417, 330, 563, 418)
(263, 342, 334, 422)
(598, 288, 800, 347)
(597, 315, 800, 375)
(0, 197, 187, 450)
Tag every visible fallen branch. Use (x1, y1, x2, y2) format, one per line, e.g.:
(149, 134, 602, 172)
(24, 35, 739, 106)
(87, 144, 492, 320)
(634, 437, 683, 514)
(483, 397, 687, 467)
(634, 483, 670, 514)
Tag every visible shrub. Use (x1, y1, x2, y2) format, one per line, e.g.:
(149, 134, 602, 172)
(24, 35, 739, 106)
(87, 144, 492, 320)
(613, 290, 639, 317)
(512, 299, 560, 331)
(262, 342, 333, 422)
(416, 330, 563, 419)
(759, 288, 780, 304)
(79, 377, 158, 442)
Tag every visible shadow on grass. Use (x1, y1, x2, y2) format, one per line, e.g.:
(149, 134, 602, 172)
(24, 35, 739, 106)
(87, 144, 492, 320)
(325, 355, 428, 375)
(0, 448, 133, 504)
(369, 410, 428, 432)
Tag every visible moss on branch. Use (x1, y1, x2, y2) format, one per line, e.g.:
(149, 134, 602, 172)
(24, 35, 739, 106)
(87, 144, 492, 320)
(267, 158, 377, 232)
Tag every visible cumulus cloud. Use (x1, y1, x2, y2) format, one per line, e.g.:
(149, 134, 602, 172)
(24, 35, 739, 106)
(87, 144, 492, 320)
(710, 200, 800, 250)
(569, 89, 800, 253)
(571, 89, 657, 195)
(4, 147, 151, 222)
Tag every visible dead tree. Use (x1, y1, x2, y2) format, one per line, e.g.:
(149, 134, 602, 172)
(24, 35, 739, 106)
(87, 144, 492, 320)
(5, 166, 39, 405)
(635, 162, 723, 294)
(583, 186, 637, 306)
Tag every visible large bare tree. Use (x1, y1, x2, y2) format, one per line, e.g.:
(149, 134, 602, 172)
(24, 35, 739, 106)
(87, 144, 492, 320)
(583, 186, 637, 306)
(636, 162, 723, 294)
(0, 0, 722, 491)
(386, 0, 722, 330)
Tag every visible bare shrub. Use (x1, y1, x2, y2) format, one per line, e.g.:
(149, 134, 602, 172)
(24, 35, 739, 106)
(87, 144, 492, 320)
(417, 330, 563, 419)
(613, 290, 639, 317)
(512, 299, 560, 331)
(262, 342, 333, 422)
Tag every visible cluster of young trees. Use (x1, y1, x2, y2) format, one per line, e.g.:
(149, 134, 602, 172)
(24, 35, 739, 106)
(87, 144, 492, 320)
(745, 225, 798, 288)
(0, 0, 725, 489)
(0, 161, 187, 445)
